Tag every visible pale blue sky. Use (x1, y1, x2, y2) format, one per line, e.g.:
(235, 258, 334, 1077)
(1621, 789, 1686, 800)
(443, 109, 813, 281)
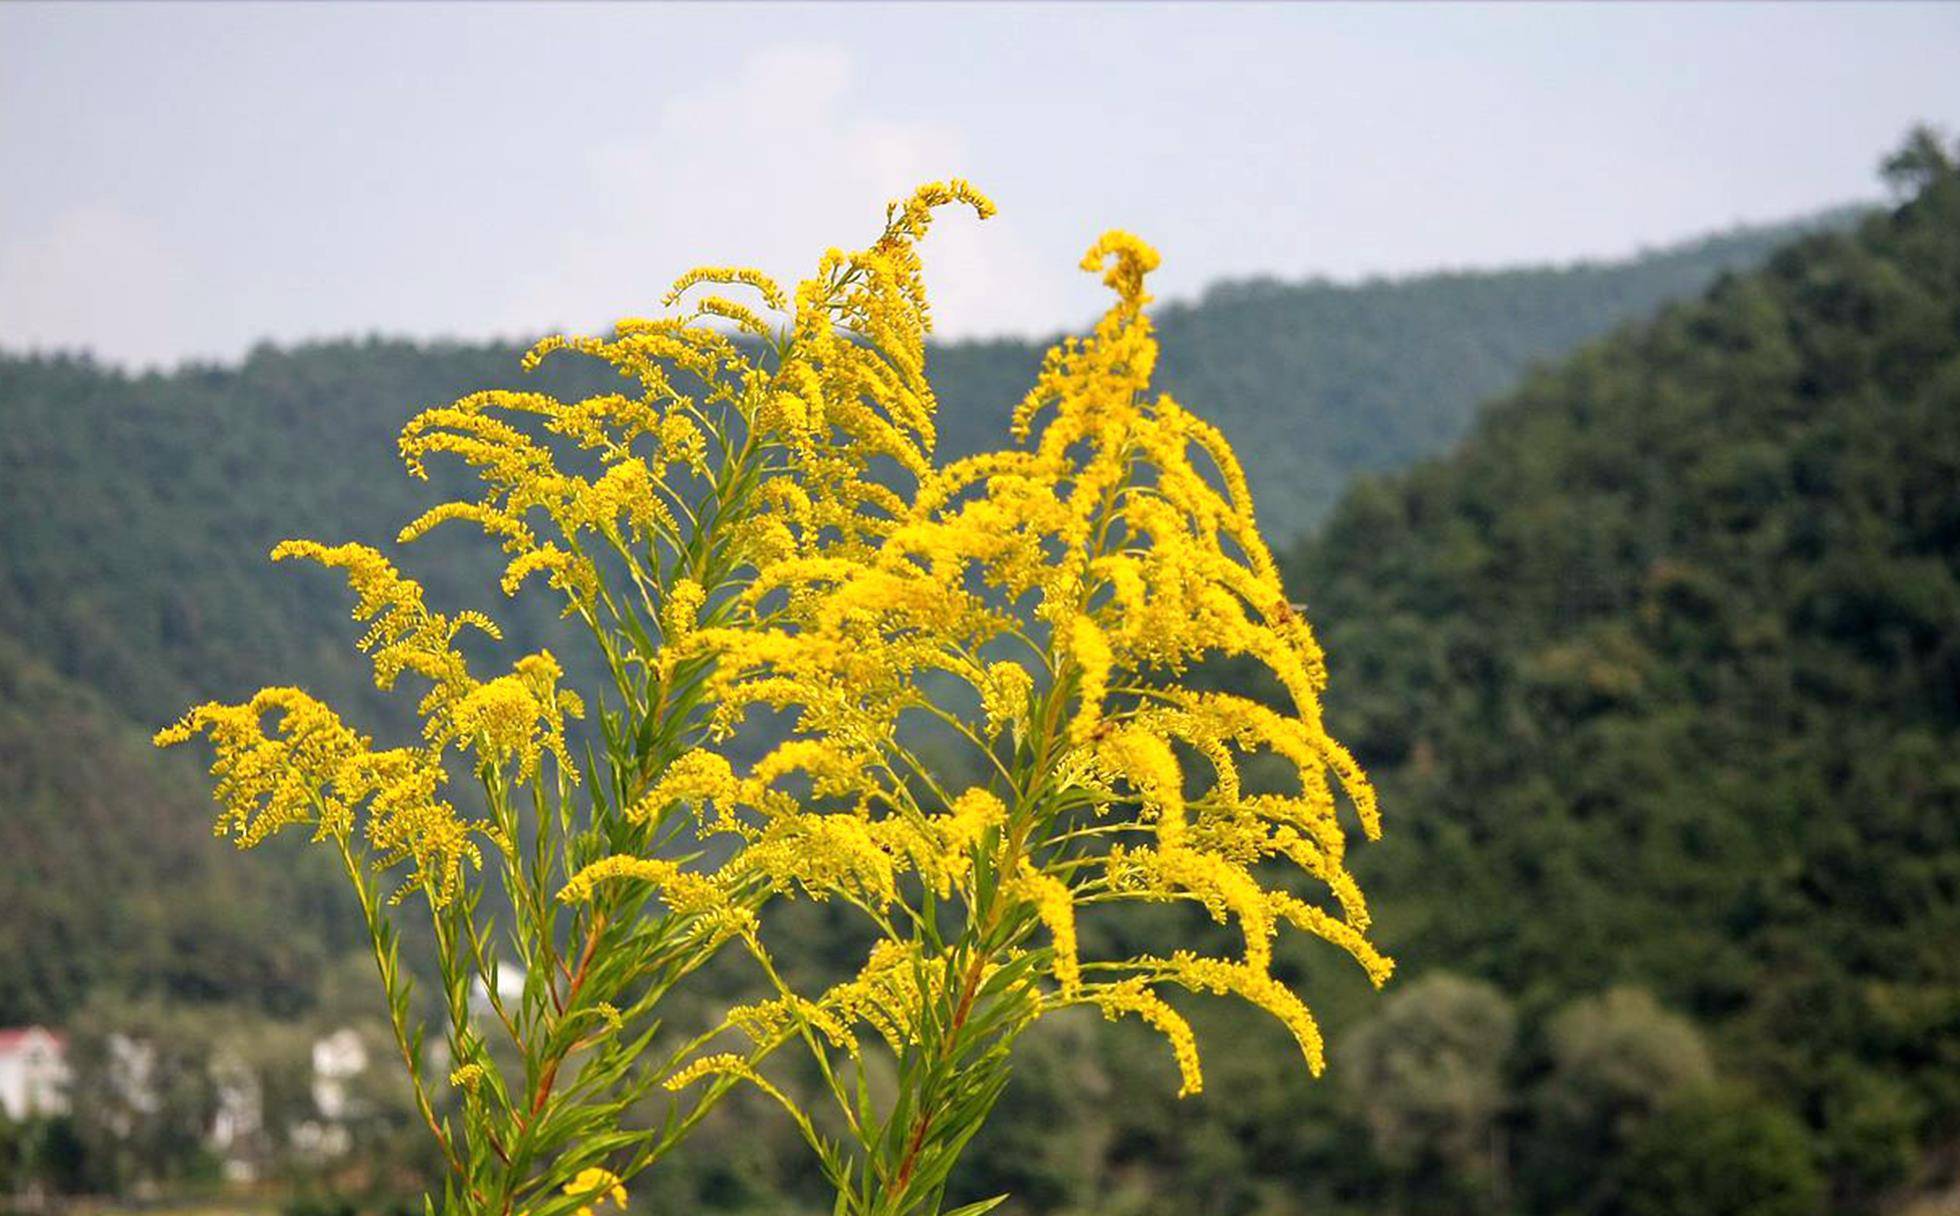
(3, 1, 1956, 368)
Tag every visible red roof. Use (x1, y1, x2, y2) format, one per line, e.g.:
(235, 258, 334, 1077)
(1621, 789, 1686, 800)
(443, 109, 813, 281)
(0, 1027, 66, 1052)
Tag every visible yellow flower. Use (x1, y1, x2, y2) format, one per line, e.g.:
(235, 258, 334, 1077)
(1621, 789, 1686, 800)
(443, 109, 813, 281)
(1094, 979, 1202, 1097)
(1152, 951, 1328, 1077)
(440, 651, 581, 782)
(1065, 615, 1113, 746)
(156, 688, 481, 905)
(558, 855, 749, 932)
(1010, 860, 1080, 995)
(562, 1167, 627, 1216)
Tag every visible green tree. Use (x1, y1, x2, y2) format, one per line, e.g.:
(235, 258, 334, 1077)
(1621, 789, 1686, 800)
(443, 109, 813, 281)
(1814, 1066, 1924, 1207)
(1526, 990, 1712, 1215)
(1613, 1086, 1822, 1216)
(1880, 125, 1955, 195)
(1339, 973, 1516, 1214)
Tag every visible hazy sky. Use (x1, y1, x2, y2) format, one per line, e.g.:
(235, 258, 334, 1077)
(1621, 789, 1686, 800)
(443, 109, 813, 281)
(3, 1, 1956, 369)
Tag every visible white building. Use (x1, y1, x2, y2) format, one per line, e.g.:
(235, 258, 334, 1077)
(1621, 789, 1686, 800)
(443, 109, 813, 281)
(0, 1027, 71, 1119)
(311, 1027, 369, 1122)
(470, 967, 526, 1022)
(291, 1027, 371, 1163)
(209, 1048, 265, 1181)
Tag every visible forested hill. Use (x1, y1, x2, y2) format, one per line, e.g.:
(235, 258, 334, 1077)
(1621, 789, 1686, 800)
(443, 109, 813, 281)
(0, 207, 1856, 734)
(0, 206, 1859, 1026)
(937, 207, 1866, 529)
(1286, 148, 1960, 1208)
(0, 632, 349, 1021)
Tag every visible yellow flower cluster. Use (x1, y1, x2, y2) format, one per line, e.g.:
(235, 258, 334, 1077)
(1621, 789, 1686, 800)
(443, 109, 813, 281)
(160, 185, 1003, 917)
(723, 939, 948, 1059)
(155, 687, 481, 904)
(379, 186, 987, 663)
(159, 180, 1386, 1210)
(561, 1167, 628, 1216)
(556, 854, 756, 948)
(269, 540, 485, 717)
(443, 651, 583, 782)
(648, 220, 1391, 1092)
(1093, 978, 1202, 1097)
(158, 542, 586, 904)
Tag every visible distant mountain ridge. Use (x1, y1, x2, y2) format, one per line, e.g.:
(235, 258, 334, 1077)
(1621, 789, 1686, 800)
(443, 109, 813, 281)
(938, 205, 1872, 528)
(0, 203, 1862, 1025)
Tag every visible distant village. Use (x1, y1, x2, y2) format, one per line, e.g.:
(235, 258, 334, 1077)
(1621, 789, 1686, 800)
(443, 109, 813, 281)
(0, 1022, 371, 1180)
(0, 971, 522, 1200)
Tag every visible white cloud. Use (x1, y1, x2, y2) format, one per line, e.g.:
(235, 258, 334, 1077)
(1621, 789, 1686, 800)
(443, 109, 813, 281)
(494, 42, 1064, 342)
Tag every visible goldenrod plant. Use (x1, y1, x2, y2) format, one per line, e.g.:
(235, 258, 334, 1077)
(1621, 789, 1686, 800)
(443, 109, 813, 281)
(658, 227, 1393, 1216)
(161, 183, 1389, 1216)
